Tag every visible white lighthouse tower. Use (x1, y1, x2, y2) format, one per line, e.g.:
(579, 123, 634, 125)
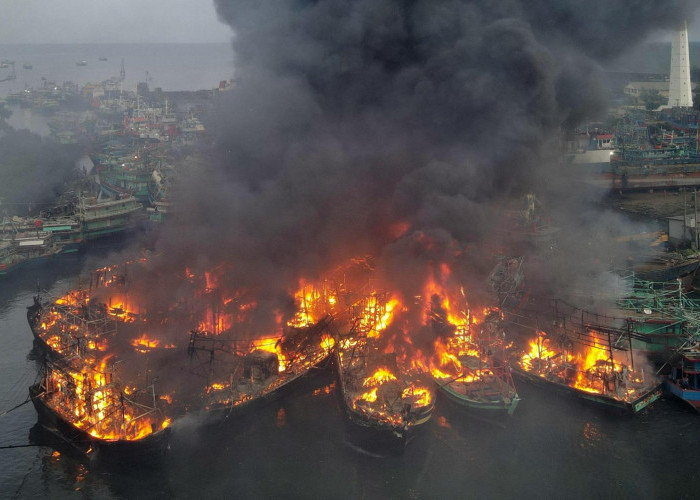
(668, 20, 693, 108)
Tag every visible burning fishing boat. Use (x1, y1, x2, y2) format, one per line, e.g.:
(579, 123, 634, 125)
(429, 307, 519, 417)
(27, 287, 129, 360)
(514, 329, 662, 413)
(30, 358, 171, 463)
(27, 260, 147, 358)
(185, 316, 335, 424)
(335, 291, 434, 454)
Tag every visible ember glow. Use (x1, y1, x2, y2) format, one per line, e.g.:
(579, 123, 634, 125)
(131, 333, 160, 352)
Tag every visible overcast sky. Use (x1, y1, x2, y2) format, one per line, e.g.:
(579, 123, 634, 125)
(0, 1, 697, 44)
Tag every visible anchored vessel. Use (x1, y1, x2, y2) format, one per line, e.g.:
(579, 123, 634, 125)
(0, 231, 60, 277)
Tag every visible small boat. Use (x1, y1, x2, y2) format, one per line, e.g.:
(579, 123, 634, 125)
(98, 57, 108, 61)
(76, 61, 87, 67)
(22, 63, 33, 69)
(664, 348, 700, 412)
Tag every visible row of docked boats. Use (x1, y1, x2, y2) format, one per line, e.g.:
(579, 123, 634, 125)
(92, 141, 174, 222)
(24, 264, 528, 462)
(26, 255, 700, 464)
(0, 193, 142, 277)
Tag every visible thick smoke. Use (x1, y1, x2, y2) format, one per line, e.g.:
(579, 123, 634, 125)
(151, 1, 698, 323)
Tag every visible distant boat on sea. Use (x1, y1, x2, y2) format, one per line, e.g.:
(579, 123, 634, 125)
(23, 63, 33, 70)
(98, 57, 108, 62)
(76, 60, 87, 67)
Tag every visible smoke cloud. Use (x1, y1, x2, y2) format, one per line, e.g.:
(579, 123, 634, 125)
(147, 1, 699, 323)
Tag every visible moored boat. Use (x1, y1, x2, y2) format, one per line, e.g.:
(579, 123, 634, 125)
(429, 307, 520, 417)
(185, 317, 335, 425)
(29, 360, 171, 463)
(0, 231, 61, 277)
(620, 252, 700, 292)
(335, 292, 434, 454)
(664, 349, 700, 412)
(27, 289, 118, 360)
(513, 330, 662, 414)
(74, 194, 143, 240)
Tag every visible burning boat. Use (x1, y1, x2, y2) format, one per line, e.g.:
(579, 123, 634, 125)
(185, 316, 335, 424)
(27, 287, 127, 360)
(335, 291, 434, 453)
(30, 358, 171, 463)
(429, 307, 519, 417)
(180, 279, 339, 422)
(514, 329, 662, 413)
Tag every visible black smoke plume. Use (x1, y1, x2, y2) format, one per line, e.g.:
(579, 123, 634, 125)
(151, 1, 698, 323)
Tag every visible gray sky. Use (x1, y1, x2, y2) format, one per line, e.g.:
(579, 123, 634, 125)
(0, 0, 233, 44)
(0, 1, 697, 44)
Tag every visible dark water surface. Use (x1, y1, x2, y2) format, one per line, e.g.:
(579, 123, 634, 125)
(2, 260, 700, 499)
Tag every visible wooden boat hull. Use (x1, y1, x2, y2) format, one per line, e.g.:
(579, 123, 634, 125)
(664, 379, 700, 413)
(26, 301, 56, 358)
(194, 354, 332, 427)
(0, 252, 56, 277)
(29, 384, 171, 463)
(512, 367, 662, 414)
(633, 257, 700, 292)
(435, 378, 520, 416)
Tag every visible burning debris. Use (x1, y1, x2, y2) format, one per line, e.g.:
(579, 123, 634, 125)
(31, 256, 526, 455)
